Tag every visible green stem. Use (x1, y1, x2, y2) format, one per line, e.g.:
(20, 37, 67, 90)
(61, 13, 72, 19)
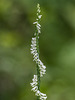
(36, 28, 40, 100)
(37, 64, 40, 100)
(36, 5, 41, 100)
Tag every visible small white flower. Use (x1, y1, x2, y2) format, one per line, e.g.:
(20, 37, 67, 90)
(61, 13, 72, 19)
(31, 86, 38, 92)
(37, 4, 40, 9)
(32, 75, 38, 81)
(35, 90, 41, 96)
(32, 37, 36, 40)
(30, 75, 38, 92)
(30, 82, 37, 87)
(33, 22, 38, 24)
(37, 25, 41, 30)
(40, 93, 47, 100)
(37, 4, 41, 13)
(37, 9, 41, 13)
(38, 15, 42, 19)
(31, 39, 36, 44)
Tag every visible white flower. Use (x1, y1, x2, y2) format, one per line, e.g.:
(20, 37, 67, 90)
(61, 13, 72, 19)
(30, 75, 38, 92)
(33, 21, 41, 34)
(30, 36, 46, 76)
(30, 75, 47, 100)
(40, 92, 47, 100)
(35, 90, 41, 96)
(38, 15, 42, 19)
(37, 4, 40, 9)
(37, 23, 41, 27)
(33, 22, 38, 24)
(30, 82, 37, 87)
(31, 86, 38, 92)
(33, 4, 42, 34)
(32, 75, 38, 81)
(37, 25, 41, 30)
(37, 4, 41, 13)
(30, 3, 47, 100)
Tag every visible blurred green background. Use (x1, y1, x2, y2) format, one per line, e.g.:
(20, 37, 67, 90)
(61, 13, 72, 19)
(0, 0, 75, 100)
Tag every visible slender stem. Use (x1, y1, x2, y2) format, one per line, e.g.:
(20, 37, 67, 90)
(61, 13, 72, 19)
(36, 4, 41, 100)
(36, 25, 40, 100)
(37, 64, 40, 100)
(37, 64, 40, 91)
(30, 4, 47, 100)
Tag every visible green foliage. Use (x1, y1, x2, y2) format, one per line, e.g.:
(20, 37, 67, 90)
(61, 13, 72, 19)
(0, 0, 75, 100)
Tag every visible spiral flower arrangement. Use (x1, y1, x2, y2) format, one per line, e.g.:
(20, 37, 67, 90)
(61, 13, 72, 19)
(30, 4, 47, 100)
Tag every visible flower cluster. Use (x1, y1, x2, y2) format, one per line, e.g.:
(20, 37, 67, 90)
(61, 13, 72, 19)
(30, 37, 39, 61)
(30, 37, 46, 77)
(30, 75, 38, 92)
(33, 3, 42, 34)
(30, 75, 47, 100)
(30, 4, 47, 100)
